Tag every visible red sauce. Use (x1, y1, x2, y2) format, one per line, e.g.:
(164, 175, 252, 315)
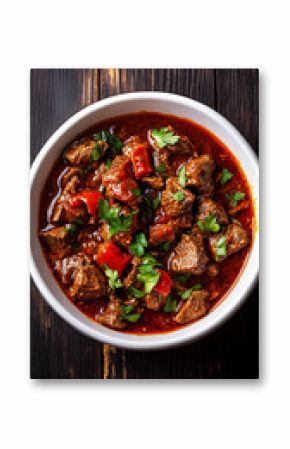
(39, 112, 256, 334)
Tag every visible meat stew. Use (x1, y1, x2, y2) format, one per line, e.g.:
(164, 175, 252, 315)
(39, 112, 256, 334)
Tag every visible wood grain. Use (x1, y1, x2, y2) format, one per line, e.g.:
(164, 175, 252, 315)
(30, 69, 259, 379)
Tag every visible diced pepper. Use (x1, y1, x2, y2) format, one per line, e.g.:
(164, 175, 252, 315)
(94, 241, 132, 276)
(153, 269, 173, 297)
(131, 144, 153, 178)
(70, 190, 103, 215)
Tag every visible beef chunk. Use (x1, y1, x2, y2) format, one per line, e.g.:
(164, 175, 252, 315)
(161, 177, 195, 218)
(197, 198, 228, 225)
(174, 289, 209, 324)
(123, 135, 143, 158)
(185, 154, 215, 196)
(170, 230, 209, 274)
(123, 256, 141, 288)
(66, 138, 108, 166)
(208, 223, 249, 261)
(61, 167, 81, 187)
(102, 155, 132, 185)
(149, 126, 196, 175)
(144, 291, 166, 311)
(97, 298, 127, 330)
(52, 175, 87, 224)
(142, 175, 164, 189)
(69, 263, 106, 300)
(54, 254, 90, 285)
(149, 223, 175, 246)
(40, 226, 71, 258)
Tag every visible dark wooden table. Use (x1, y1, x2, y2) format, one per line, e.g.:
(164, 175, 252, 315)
(30, 69, 259, 379)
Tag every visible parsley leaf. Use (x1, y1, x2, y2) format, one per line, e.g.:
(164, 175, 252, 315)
(137, 271, 160, 294)
(151, 127, 180, 148)
(155, 164, 166, 173)
(136, 254, 162, 293)
(93, 130, 123, 161)
(226, 191, 245, 207)
(152, 194, 160, 210)
(130, 232, 148, 256)
(161, 241, 170, 251)
(120, 304, 141, 323)
(132, 188, 141, 197)
(177, 165, 187, 188)
(197, 215, 220, 233)
(128, 286, 146, 299)
(98, 198, 133, 238)
(179, 284, 203, 300)
(65, 217, 84, 235)
(103, 265, 123, 289)
(172, 191, 184, 202)
(164, 295, 177, 313)
(220, 168, 233, 185)
(216, 235, 227, 259)
(176, 273, 192, 284)
(91, 143, 101, 161)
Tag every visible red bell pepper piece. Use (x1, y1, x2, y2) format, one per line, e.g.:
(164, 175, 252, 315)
(94, 241, 132, 277)
(70, 190, 103, 215)
(131, 144, 153, 178)
(153, 269, 173, 297)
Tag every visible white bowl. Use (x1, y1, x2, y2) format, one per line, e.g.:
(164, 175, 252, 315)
(30, 92, 259, 350)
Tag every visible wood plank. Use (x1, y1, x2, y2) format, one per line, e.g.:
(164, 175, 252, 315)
(30, 69, 104, 379)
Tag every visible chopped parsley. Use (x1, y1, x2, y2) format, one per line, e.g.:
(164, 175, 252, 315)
(155, 164, 166, 173)
(226, 191, 245, 207)
(128, 286, 146, 299)
(91, 143, 101, 161)
(164, 295, 177, 313)
(220, 168, 233, 185)
(93, 130, 123, 160)
(129, 232, 148, 257)
(98, 198, 133, 238)
(216, 235, 227, 259)
(120, 304, 140, 323)
(176, 273, 192, 284)
(179, 284, 203, 300)
(197, 215, 220, 233)
(132, 188, 141, 197)
(177, 165, 187, 188)
(151, 127, 180, 148)
(152, 194, 160, 210)
(65, 217, 84, 235)
(161, 241, 170, 251)
(136, 254, 162, 293)
(103, 265, 122, 289)
(172, 191, 184, 202)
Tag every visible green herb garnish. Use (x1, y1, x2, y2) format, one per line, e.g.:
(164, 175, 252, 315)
(65, 217, 84, 235)
(128, 286, 146, 299)
(176, 273, 192, 284)
(226, 191, 245, 207)
(132, 188, 141, 197)
(120, 304, 141, 323)
(98, 198, 133, 238)
(179, 284, 203, 300)
(103, 265, 123, 289)
(94, 130, 123, 161)
(164, 295, 177, 313)
(91, 143, 101, 161)
(161, 241, 170, 251)
(129, 232, 148, 257)
(220, 168, 233, 185)
(136, 254, 162, 293)
(172, 191, 184, 202)
(152, 194, 160, 210)
(177, 165, 187, 188)
(216, 235, 227, 259)
(155, 164, 166, 173)
(197, 214, 220, 233)
(151, 127, 180, 148)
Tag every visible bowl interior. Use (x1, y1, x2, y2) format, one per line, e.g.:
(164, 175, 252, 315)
(30, 93, 259, 350)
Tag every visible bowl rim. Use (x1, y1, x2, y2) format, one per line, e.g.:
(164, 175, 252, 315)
(30, 91, 259, 350)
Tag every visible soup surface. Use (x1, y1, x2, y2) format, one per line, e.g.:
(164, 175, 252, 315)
(39, 112, 255, 334)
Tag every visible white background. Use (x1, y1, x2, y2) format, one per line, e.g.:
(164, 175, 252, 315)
(0, 0, 288, 448)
